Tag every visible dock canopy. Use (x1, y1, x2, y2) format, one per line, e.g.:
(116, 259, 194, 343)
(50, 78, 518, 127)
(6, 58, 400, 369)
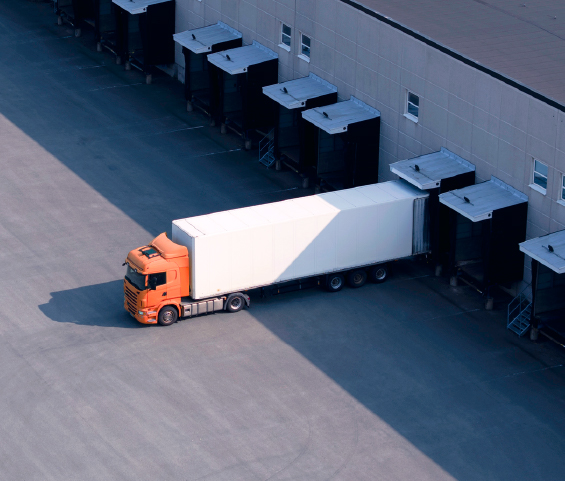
(173, 22, 242, 54)
(439, 177, 527, 222)
(520, 230, 565, 274)
(302, 96, 380, 134)
(390, 147, 475, 190)
(112, 0, 170, 15)
(207, 41, 277, 75)
(262, 73, 337, 110)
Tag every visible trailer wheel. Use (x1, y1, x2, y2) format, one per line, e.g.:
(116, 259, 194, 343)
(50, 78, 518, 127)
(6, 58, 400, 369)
(369, 264, 388, 284)
(158, 306, 178, 326)
(347, 269, 367, 288)
(226, 294, 245, 313)
(326, 273, 344, 292)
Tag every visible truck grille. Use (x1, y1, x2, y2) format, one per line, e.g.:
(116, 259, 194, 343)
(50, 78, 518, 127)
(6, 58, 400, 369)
(124, 284, 138, 315)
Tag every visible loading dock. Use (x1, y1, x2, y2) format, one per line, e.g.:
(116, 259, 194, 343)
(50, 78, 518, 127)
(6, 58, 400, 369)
(301, 97, 380, 191)
(207, 41, 278, 149)
(515, 231, 565, 342)
(390, 148, 475, 274)
(54, 0, 96, 36)
(261, 74, 338, 175)
(173, 22, 242, 117)
(439, 177, 528, 308)
(112, 0, 175, 83)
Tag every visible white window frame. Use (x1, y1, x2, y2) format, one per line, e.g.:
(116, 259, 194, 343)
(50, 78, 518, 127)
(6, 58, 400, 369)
(279, 23, 291, 52)
(530, 158, 548, 195)
(558, 173, 565, 206)
(404, 91, 419, 123)
(298, 32, 311, 62)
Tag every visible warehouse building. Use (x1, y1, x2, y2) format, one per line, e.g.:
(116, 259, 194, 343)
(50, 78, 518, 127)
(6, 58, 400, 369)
(173, 1, 564, 288)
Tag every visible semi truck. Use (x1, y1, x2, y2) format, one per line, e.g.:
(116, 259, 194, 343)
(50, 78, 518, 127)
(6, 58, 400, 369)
(123, 180, 430, 325)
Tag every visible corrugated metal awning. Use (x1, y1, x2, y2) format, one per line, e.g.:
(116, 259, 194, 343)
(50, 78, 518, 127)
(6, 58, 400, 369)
(301, 96, 380, 134)
(262, 73, 337, 109)
(112, 0, 171, 15)
(390, 147, 475, 190)
(207, 41, 277, 75)
(520, 230, 565, 274)
(439, 177, 527, 222)
(173, 22, 242, 54)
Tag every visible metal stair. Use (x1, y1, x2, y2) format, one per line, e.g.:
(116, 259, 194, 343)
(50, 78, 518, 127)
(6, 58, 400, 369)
(507, 287, 532, 336)
(259, 129, 275, 167)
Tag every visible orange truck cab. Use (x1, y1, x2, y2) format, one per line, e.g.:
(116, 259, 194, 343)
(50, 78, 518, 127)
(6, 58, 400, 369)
(123, 233, 190, 325)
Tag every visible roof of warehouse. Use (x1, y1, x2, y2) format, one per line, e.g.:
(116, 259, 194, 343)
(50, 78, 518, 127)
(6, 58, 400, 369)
(302, 96, 380, 134)
(207, 41, 277, 75)
(351, 0, 565, 106)
(262, 74, 337, 109)
(112, 0, 170, 15)
(439, 176, 527, 222)
(173, 22, 242, 54)
(520, 230, 565, 274)
(390, 147, 475, 190)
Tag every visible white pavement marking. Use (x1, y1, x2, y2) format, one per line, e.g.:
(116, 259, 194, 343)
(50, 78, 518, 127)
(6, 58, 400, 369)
(88, 83, 144, 92)
(246, 187, 299, 196)
(76, 65, 105, 70)
(199, 148, 243, 157)
(144, 126, 204, 136)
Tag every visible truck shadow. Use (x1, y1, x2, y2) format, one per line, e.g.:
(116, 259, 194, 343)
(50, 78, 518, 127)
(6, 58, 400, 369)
(39, 280, 146, 328)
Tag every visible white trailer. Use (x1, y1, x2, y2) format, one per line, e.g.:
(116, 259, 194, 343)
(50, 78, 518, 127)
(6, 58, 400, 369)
(171, 180, 429, 312)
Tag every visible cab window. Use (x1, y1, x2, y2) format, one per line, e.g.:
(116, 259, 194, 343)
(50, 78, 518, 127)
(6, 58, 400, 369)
(149, 272, 167, 287)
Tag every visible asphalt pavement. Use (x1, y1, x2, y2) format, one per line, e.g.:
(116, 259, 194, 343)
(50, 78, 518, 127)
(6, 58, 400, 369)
(1, 2, 565, 480)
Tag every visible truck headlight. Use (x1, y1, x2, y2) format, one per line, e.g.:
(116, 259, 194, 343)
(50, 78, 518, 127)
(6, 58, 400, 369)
(138, 311, 144, 316)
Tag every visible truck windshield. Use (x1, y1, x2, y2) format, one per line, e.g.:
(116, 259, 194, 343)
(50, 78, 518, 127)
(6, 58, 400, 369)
(125, 265, 146, 291)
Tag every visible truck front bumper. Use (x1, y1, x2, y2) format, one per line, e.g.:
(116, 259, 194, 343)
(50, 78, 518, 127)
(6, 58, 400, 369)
(124, 300, 158, 324)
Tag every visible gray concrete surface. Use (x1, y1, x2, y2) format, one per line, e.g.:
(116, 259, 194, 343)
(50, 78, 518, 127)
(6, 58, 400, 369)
(1, 2, 565, 480)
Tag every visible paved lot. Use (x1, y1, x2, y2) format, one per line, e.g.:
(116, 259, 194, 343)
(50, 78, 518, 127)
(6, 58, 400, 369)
(1, 2, 565, 480)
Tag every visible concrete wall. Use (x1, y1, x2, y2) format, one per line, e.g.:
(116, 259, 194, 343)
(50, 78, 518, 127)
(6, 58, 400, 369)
(174, 0, 565, 285)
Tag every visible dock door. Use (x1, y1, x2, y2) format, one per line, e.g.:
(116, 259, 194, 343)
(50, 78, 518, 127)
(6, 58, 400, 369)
(112, 0, 175, 83)
(207, 41, 278, 149)
(262, 74, 337, 177)
(439, 177, 528, 308)
(301, 96, 380, 191)
(174, 22, 242, 117)
(390, 147, 475, 273)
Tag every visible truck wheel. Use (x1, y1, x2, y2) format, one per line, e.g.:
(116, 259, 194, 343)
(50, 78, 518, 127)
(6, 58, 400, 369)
(226, 294, 245, 313)
(369, 264, 388, 284)
(158, 306, 178, 326)
(326, 273, 344, 292)
(347, 269, 367, 288)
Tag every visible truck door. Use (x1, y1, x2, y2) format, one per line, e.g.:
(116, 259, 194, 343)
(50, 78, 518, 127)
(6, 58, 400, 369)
(147, 272, 167, 308)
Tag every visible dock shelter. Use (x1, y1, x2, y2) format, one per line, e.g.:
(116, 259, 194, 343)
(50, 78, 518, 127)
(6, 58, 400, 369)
(112, 0, 175, 83)
(439, 177, 528, 307)
(262, 74, 338, 174)
(390, 148, 475, 273)
(174, 22, 242, 116)
(301, 97, 380, 190)
(54, 0, 117, 54)
(207, 41, 278, 149)
(516, 231, 565, 341)
(54, 0, 95, 36)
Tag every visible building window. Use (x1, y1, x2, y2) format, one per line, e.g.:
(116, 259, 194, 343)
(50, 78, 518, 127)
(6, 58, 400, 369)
(280, 24, 291, 49)
(561, 174, 565, 201)
(405, 91, 419, 121)
(532, 159, 548, 193)
(299, 33, 311, 62)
